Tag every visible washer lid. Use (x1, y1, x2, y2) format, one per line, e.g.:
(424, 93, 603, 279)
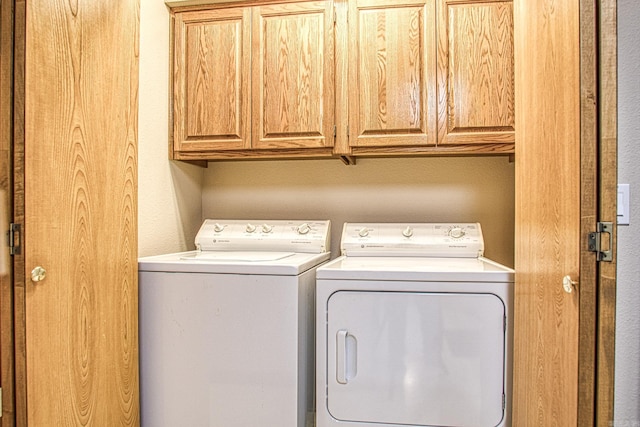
(139, 250, 330, 275)
(340, 223, 484, 258)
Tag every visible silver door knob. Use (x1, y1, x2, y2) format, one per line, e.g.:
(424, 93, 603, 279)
(562, 275, 578, 293)
(31, 266, 47, 282)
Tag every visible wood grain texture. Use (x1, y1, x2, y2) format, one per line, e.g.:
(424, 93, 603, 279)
(0, 0, 15, 424)
(348, 0, 437, 147)
(513, 0, 581, 425)
(333, 0, 349, 155)
(437, 0, 514, 146)
(173, 7, 251, 151)
(23, 0, 139, 425)
(253, 1, 335, 149)
(12, 0, 27, 425)
(596, 0, 617, 424)
(578, 0, 598, 425)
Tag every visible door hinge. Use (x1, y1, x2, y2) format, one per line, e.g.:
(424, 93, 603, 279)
(588, 221, 613, 262)
(0, 386, 3, 417)
(334, 125, 337, 139)
(8, 223, 21, 255)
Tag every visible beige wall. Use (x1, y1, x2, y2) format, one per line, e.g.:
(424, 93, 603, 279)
(202, 157, 515, 267)
(138, 0, 204, 257)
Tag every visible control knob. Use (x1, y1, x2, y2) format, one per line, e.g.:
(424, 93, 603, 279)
(297, 223, 311, 235)
(262, 224, 273, 233)
(358, 228, 370, 238)
(246, 223, 256, 233)
(402, 226, 413, 238)
(448, 227, 465, 239)
(213, 223, 225, 233)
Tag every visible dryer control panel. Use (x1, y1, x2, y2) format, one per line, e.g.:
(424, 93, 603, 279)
(195, 219, 331, 253)
(340, 223, 484, 258)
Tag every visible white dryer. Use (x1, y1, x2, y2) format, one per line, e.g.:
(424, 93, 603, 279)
(138, 219, 330, 427)
(316, 223, 514, 427)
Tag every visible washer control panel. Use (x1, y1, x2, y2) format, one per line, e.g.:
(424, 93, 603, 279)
(195, 219, 331, 253)
(341, 223, 484, 258)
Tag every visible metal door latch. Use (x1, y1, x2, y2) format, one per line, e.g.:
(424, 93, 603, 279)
(588, 221, 613, 262)
(7, 223, 21, 255)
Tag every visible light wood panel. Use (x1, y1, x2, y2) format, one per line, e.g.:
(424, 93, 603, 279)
(23, 0, 139, 424)
(513, 0, 581, 426)
(173, 7, 251, 151)
(252, 1, 334, 149)
(347, 0, 437, 148)
(436, 0, 514, 145)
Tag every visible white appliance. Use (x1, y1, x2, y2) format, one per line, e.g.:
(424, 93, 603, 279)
(138, 219, 331, 427)
(316, 223, 514, 427)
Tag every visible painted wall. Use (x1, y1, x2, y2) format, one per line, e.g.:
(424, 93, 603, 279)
(138, 0, 203, 257)
(139, 0, 639, 420)
(201, 157, 515, 267)
(615, 0, 640, 423)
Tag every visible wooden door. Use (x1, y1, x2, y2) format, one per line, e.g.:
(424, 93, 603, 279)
(172, 7, 251, 153)
(19, 0, 140, 424)
(347, 0, 437, 148)
(513, 0, 581, 424)
(436, 0, 514, 146)
(252, 1, 335, 150)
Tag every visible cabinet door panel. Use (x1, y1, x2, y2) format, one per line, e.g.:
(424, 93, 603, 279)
(437, 0, 514, 145)
(253, 2, 334, 149)
(348, 0, 437, 147)
(173, 8, 251, 151)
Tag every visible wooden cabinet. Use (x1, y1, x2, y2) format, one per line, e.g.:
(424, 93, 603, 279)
(436, 0, 515, 146)
(345, 0, 437, 150)
(172, 8, 252, 152)
(342, 0, 514, 156)
(252, 2, 335, 150)
(171, 1, 335, 160)
(170, 0, 514, 161)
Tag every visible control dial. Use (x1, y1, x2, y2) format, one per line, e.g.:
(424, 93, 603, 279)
(358, 228, 370, 238)
(245, 223, 256, 233)
(261, 224, 273, 233)
(402, 226, 413, 238)
(213, 223, 225, 233)
(448, 226, 466, 239)
(296, 223, 311, 235)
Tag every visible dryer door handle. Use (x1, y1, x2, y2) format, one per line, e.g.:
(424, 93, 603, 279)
(336, 329, 357, 384)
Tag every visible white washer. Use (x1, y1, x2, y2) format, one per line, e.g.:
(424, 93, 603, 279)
(316, 223, 514, 427)
(139, 219, 331, 427)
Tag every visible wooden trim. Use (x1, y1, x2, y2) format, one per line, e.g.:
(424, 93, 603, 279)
(578, 0, 598, 424)
(166, 0, 311, 12)
(12, 0, 26, 424)
(333, 0, 349, 155)
(0, 0, 15, 424)
(596, 0, 617, 424)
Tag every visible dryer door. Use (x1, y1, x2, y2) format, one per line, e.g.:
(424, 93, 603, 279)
(326, 290, 506, 427)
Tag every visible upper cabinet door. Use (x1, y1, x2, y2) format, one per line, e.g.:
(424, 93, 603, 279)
(348, 0, 437, 148)
(437, 0, 514, 145)
(252, 2, 335, 149)
(172, 8, 251, 152)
